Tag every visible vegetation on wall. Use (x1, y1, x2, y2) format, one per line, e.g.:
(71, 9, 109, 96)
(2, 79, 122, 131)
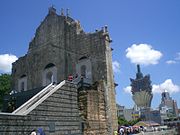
(0, 74, 11, 108)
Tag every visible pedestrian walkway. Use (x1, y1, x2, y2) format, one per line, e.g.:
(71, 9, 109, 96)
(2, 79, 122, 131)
(136, 128, 177, 135)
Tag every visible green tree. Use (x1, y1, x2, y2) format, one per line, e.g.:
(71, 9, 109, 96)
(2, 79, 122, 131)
(118, 116, 141, 126)
(118, 117, 128, 126)
(0, 74, 11, 108)
(128, 118, 141, 126)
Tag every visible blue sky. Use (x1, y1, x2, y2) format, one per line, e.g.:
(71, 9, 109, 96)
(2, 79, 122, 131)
(0, 0, 180, 109)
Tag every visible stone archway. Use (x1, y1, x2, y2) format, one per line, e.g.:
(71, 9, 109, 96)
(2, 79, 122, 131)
(42, 63, 57, 86)
(46, 71, 53, 85)
(76, 57, 92, 83)
(81, 65, 86, 77)
(18, 74, 27, 92)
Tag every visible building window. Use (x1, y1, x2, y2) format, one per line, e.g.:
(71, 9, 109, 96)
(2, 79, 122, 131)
(42, 63, 57, 86)
(21, 82, 25, 91)
(18, 74, 27, 92)
(46, 71, 53, 84)
(81, 65, 86, 77)
(76, 57, 92, 84)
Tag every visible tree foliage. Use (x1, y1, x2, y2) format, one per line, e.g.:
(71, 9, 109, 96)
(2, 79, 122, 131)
(128, 118, 141, 126)
(118, 117, 129, 126)
(118, 116, 141, 126)
(0, 74, 11, 107)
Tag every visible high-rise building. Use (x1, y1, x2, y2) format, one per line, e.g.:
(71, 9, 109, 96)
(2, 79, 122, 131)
(159, 91, 179, 117)
(116, 104, 125, 118)
(130, 64, 153, 109)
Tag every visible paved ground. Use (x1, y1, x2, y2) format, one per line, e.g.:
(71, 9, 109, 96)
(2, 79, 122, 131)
(136, 129, 177, 135)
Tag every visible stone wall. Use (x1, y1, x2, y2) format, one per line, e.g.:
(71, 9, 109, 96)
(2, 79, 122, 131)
(10, 7, 118, 134)
(78, 81, 108, 135)
(0, 82, 82, 135)
(12, 7, 110, 94)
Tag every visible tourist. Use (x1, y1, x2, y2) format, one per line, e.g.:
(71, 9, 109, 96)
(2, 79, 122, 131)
(37, 128, 45, 135)
(68, 75, 73, 81)
(119, 127, 125, 135)
(114, 130, 118, 135)
(30, 129, 36, 135)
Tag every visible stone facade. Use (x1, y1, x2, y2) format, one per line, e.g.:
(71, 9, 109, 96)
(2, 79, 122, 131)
(0, 82, 82, 135)
(9, 7, 117, 134)
(12, 7, 110, 92)
(78, 81, 108, 134)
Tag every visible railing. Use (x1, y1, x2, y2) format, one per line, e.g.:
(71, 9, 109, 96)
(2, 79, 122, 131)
(72, 76, 92, 88)
(12, 83, 53, 115)
(72, 76, 82, 84)
(12, 80, 66, 115)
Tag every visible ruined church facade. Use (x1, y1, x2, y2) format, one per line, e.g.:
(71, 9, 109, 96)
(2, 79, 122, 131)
(10, 7, 117, 134)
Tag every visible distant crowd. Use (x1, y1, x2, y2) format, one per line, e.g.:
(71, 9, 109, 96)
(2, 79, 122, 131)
(114, 125, 145, 135)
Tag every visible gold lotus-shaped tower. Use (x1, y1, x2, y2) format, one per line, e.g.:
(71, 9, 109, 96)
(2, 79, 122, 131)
(130, 65, 153, 109)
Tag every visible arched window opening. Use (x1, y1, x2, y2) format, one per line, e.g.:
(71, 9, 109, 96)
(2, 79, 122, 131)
(46, 71, 53, 85)
(81, 65, 86, 77)
(18, 74, 27, 92)
(79, 56, 87, 61)
(20, 74, 26, 78)
(44, 63, 55, 69)
(42, 63, 57, 86)
(76, 58, 92, 84)
(21, 82, 25, 91)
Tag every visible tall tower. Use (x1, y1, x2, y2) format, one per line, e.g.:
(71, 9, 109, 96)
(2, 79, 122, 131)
(159, 91, 179, 117)
(130, 65, 153, 109)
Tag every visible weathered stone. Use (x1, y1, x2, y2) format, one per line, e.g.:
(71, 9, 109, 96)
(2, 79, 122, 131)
(0, 82, 82, 135)
(1, 7, 118, 134)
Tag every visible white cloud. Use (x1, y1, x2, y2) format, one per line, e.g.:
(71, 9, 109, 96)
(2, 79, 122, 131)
(166, 52, 180, 64)
(166, 60, 177, 64)
(123, 79, 180, 95)
(0, 54, 18, 73)
(175, 52, 180, 60)
(126, 44, 162, 65)
(112, 61, 120, 73)
(152, 79, 180, 94)
(123, 86, 132, 94)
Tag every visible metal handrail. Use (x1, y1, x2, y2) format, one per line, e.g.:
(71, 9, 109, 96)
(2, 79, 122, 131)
(12, 83, 53, 114)
(22, 80, 65, 115)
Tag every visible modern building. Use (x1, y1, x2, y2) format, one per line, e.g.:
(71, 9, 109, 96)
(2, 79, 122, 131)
(116, 104, 140, 121)
(130, 64, 153, 109)
(132, 110, 140, 120)
(159, 91, 179, 118)
(123, 108, 134, 121)
(141, 109, 162, 124)
(116, 104, 125, 118)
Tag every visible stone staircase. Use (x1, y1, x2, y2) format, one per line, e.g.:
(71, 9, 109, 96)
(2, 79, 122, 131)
(0, 80, 83, 135)
(12, 81, 65, 115)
